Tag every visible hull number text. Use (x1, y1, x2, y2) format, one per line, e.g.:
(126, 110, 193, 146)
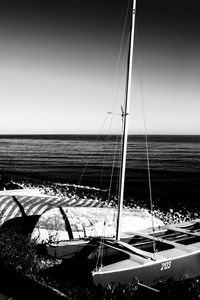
(160, 261, 171, 271)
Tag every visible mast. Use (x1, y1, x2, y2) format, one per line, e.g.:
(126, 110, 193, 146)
(116, 0, 137, 241)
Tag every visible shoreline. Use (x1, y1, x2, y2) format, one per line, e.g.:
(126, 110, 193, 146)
(3, 177, 199, 226)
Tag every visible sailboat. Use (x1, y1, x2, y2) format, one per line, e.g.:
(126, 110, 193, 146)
(46, 0, 200, 289)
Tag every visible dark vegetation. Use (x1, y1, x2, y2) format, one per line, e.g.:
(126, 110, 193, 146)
(0, 227, 200, 300)
(0, 222, 199, 299)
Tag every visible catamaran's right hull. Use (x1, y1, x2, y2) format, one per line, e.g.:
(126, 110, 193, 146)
(92, 248, 200, 287)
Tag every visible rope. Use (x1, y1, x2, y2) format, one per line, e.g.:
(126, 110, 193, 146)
(135, 30, 157, 260)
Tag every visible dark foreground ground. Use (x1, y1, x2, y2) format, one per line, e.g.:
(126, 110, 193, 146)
(0, 176, 200, 299)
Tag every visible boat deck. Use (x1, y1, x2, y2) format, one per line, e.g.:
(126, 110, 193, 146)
(98, 220, 200, 271)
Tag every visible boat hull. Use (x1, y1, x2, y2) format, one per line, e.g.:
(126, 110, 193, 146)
(47, 239, 91, 259)
(46, 220, 200, 288)
(93, 249, 200, 287)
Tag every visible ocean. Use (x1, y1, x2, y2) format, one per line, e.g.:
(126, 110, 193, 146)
(0, 134, 200, 210)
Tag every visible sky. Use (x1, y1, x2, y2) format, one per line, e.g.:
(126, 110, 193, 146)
(0, 0, 200, 134)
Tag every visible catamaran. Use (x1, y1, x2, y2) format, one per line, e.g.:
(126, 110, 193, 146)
(45, 0, 200, 290)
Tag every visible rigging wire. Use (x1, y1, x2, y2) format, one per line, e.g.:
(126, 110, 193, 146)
(77, 114, 110, 230)
(106, 33, 131, 218)
(68, 208, 87, 237)
(95, 214, 108, 271)
(74, 207, 98, 236)
(98, 135, 108, 190)
(107, 134, 120, 202)
(78, 0, 131, 193)
(95, 0, 132, 267)
(77, 115, 108, 186)
(110, 0, 132, 116)
(104, 0, 132, 198)
(135, 29, 157, 260)
(111, 115, 126, 237)
(115, 34, 131, 202)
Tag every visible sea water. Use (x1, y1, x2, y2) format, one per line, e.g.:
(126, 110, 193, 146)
(0, 134, 200, 208)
